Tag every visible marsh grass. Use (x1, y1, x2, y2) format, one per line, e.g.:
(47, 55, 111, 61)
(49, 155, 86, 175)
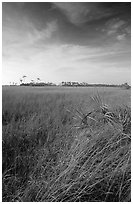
(2, 87, 131, 202)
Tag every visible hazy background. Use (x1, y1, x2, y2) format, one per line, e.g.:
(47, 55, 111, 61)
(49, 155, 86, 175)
(2, 2, 131, 85)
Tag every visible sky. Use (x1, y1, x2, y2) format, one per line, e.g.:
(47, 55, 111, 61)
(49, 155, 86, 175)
(2, 2, 131, 85)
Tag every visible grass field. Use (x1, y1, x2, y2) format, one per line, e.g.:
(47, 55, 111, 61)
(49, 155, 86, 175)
(2, 86, 131, 202)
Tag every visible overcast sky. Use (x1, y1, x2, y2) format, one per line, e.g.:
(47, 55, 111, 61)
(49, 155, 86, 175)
(2, 2, 131, 85)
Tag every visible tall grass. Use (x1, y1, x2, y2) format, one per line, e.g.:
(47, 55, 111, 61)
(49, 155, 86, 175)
(2, 86, 131, 201)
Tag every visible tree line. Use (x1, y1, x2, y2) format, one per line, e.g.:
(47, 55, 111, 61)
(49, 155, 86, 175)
(9, 75, 131, 89)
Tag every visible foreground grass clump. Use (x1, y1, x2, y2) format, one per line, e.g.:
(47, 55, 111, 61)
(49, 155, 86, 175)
(2, 87, 131, 202)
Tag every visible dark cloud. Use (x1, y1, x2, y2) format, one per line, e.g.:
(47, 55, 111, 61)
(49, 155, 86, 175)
(53, 2, 109, 25)
(3, 2, 130, 46)
(53, 2, 130, 26)
(49, 2, 130, 47)
(101, 17, 131, 42)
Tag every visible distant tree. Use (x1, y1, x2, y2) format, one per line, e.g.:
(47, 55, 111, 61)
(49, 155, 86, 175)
(20, 79, 23, 84)
(61, 81, 65, 86)
(37, 78, 40, 83)
(22, 75, 27, 83)
(122, 82, 131, 89)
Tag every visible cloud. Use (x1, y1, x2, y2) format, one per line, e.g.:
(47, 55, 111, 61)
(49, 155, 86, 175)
(3, 3, 58, 48)
(53, 3, 113, 25)
(117, 34, 126, 41)
(28, 43, 130, 72)
(2, 19, 58, 61)
(106, 19, 126, 36)
(125, 26, 131, 34)
(53, 3, 89, 25)
(102, 18, 131, 41)
(27, 20, 57, 44)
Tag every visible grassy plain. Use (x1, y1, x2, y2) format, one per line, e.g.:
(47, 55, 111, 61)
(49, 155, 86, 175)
(2, 86, 131, 201)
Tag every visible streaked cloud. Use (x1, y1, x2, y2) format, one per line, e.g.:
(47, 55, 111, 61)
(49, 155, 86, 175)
(117, 34, 126, 41)
(3, 18, 58, 61)
(53, 2, 113, 25)
(27, 20, 58, 44)
(103, 18, 131, 41)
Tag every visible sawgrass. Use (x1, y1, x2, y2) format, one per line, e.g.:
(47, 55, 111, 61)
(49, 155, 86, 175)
(2, 86, 131, 201)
